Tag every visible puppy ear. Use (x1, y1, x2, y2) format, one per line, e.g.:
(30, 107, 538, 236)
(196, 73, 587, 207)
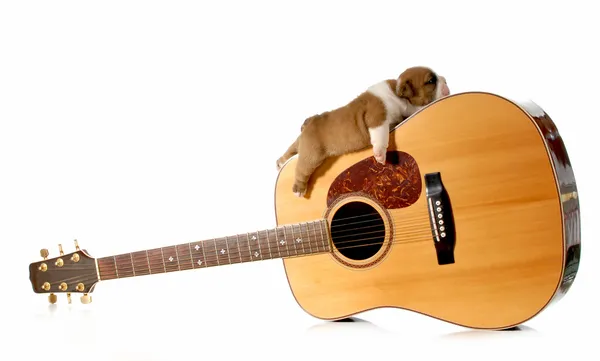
(396, 79, 414, 99)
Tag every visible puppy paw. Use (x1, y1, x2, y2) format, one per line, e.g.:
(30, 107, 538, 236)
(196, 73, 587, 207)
(373, 147, 386, 165)
(276, 157, 287, 171)
(292, 182, 307, 198)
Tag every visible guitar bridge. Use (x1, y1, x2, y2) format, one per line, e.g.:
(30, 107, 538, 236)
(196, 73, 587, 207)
(425, 172, 456, 265)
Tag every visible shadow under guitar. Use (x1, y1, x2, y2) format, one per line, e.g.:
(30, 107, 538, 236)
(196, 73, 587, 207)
(305, 316, 539, 339)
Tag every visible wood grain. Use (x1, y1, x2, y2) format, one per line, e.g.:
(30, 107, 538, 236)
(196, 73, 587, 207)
(273, 92, 573, 330)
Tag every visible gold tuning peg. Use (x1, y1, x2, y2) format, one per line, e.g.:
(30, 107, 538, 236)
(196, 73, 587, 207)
(40, 249, 49, 260)
(58, 244, 64, 256)
(74, 239, 80, 251)
(67, 293, 72, 304)
(48, 293, 57, 304)
(80, 294, 92, 304)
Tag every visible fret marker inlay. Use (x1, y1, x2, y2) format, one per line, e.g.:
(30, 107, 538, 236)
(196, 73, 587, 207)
(96, 219, 332, 282)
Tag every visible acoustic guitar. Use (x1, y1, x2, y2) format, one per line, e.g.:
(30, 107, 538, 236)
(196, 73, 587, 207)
(28, 91, 580, 330)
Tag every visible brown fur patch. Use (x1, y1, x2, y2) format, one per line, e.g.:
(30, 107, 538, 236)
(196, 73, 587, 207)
(396, 66, 440, 106)
(276, 66, 448, 197)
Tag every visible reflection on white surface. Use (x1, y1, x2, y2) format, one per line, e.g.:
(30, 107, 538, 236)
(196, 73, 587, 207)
(305, 316, 540, 340)
(439, 324, 540, 340)
(305, 317, 391, 335)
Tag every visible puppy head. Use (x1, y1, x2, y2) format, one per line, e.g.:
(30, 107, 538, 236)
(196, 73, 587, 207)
(395, 66, 450, 106)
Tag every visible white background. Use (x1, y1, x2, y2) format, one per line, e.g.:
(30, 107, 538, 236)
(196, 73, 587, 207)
(1, 0, 597, 360)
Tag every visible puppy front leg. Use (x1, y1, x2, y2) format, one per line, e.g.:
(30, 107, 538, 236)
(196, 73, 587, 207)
(369, 119, 390, 165)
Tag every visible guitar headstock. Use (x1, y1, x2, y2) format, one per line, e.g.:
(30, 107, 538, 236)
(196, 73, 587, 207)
(29, 240, 99, 304)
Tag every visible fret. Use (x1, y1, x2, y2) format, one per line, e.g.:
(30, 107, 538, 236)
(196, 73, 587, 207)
(188, 243, 195, 269)
(291, 223, 307, 255)
(147, 248, 165, 274)
(190, 241, 207, 268)
(213, 239, 221, 265)
(161, 246, 180, 272)
(302, 222, 313, 253)
(267, 229, 277, 258)
(247, 232, 262, 260)
(204, 239, 219, 267)
(304, 222, 317, 253)
(285, 224, 298, 256)
(266, 228, 281, 259)
(112, 256, 119, 277)
(313, 221, 324, 252)
(131, 250, 151, 276)
(224, 237, 232, 263)
(97, 219, 331, 283)
(237, 234, 252, 263)
(214, 237, 230, 265)
(283, 226, 293, 256)
(97, 256, 118, 280)
(226, 235, 242, 264)
(285, 225, 297, 256)
(314, 221, 323, 253)
(274, 226, 289, 257)
(176, 243, 194, 271)
(318, 219, 329, 251)
(115, 253, 134, 278)
(257, 230, 272, 259)
(145, 250, 152, 273)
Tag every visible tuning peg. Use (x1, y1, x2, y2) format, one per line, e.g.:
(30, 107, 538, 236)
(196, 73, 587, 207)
(58, 244, 64, 256)
(48, 293, 57, 304)
(74, 239, 80, 251)
(80, 294, 92, 304)
(40, 249, 49, 260)
(67, 293, 72, 304)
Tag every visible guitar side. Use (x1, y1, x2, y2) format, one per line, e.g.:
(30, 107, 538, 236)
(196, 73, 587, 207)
(273, 92, 580, 330)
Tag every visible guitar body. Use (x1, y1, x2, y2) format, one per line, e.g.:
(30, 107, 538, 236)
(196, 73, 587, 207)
(274, 92, 580, 330)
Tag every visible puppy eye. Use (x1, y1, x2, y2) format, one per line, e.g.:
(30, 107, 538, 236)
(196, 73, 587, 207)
(426, 77, 436, 85)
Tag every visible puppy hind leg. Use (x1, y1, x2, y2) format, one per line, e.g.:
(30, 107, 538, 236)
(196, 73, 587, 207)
(292, 150, 326, 198)
(276, 136, 299, 171)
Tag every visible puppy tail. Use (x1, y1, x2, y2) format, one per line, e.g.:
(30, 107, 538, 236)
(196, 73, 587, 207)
(276, 136, 299, 171)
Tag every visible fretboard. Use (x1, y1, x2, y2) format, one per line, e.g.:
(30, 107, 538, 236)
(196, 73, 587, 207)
(97, 219, 330, 281)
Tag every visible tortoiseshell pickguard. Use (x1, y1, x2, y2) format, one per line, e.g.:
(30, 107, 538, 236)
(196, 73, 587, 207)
(326, 150, 422, 209)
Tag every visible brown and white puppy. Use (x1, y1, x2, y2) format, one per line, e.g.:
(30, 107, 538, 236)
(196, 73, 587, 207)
(276, 66, 450, 197)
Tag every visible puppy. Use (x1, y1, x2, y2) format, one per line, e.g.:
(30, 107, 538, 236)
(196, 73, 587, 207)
(276, 66, 450, 197)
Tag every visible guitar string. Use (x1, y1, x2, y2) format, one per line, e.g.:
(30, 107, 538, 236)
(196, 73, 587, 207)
(39, 234, 440, 288)
(54, 220, 437, 275)
(37, 212, 448, 286)
(87, 214, 436, 265)
(40, 216, 440, 278)
(48, 230, 444, 286)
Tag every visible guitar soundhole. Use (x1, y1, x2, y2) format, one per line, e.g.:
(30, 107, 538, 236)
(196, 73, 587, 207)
(330, 201, 385, 261)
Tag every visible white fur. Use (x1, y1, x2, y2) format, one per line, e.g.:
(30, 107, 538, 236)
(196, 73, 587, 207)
(366, 81, 417, 164)
(367, 81, 415, 120)
(365, 77, 449, 164)
(435, 75, 449, 100)
(368, 119, 390, 164)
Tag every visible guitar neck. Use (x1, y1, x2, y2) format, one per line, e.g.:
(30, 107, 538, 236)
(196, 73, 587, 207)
(96, 219, 331, 281)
